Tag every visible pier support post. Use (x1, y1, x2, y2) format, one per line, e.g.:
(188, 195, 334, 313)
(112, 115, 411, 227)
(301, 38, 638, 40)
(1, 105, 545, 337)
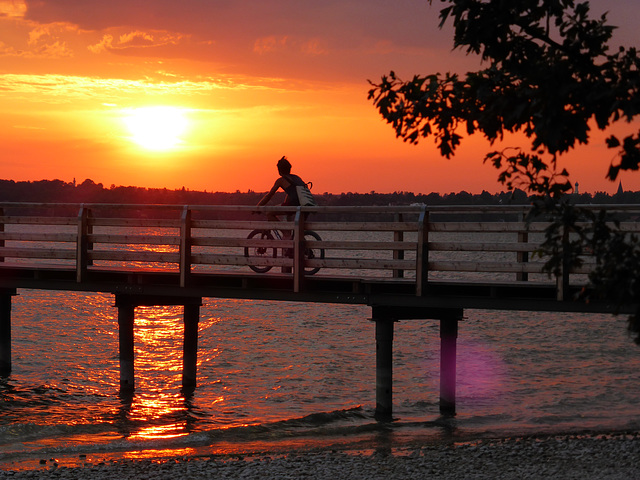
(117, 301, 136, 393)
(440, 315, 459, 415)
(0, 290, 15, 376)
(115, 294, 202, 394)
(374, 317, 395, 420)
(371, 306, 463, 419)
(182, 303, 200, 392)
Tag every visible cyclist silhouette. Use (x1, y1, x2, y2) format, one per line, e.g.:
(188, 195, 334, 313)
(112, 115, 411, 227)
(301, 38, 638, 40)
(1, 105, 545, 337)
(258, 157, 311, 245)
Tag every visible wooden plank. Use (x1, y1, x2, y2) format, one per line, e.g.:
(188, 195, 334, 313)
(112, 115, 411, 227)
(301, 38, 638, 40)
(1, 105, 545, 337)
(192, 237, 414, 251)
(78, 255, 592, 274)
(192, 219, 291, 230)
(307, 257, 415, 270)
(89, 218, 179, 228)
(428, 222, 551, 233)
(88, 234, 180, 245)
(429, 242, 538, 252)
(0, 232, 76, 242)
(304, 221, 419, 232)
(0, 216, 76, 226)
(428, 221, 640, 235)
(192, 253, 414, 270)
(0, 247, 76, 259)
(428, 261, 548, 274)
(192, 253, 290, 267)
(89, 250, 180, 263)
(302, 240, 416, 250)
(192, 237, 292, 248)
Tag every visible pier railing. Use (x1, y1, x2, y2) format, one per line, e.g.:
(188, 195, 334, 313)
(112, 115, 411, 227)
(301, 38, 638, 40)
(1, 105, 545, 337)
(1, 202, 639, 298)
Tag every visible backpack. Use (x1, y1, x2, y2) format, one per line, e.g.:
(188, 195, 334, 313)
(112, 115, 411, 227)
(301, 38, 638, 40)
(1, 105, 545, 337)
(284, 174, 317, 206)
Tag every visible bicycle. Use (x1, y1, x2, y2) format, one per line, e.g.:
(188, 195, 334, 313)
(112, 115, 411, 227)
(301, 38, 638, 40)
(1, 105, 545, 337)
(244, 221, 324, 275)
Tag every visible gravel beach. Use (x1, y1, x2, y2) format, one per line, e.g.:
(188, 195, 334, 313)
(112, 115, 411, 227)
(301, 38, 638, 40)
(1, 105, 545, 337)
(1, 432, 638, 480)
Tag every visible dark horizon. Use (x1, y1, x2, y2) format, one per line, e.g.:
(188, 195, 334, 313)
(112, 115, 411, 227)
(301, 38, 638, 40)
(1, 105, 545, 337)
(0, 177, 637, 207)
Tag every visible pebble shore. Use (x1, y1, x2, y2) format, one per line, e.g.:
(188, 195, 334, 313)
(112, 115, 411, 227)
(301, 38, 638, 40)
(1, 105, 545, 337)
(1, 433, 638, 479)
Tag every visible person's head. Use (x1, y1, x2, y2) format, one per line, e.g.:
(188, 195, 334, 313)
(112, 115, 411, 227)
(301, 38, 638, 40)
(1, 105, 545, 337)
(277, 156, 292, 175)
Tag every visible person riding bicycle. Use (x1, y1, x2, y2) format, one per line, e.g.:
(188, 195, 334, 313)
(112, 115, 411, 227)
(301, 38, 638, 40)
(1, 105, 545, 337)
(256, 156, 310, 256)
(257, 156, 309, 211)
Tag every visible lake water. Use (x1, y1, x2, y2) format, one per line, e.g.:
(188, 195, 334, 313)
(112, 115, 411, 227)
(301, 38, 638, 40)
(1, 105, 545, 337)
(1, 288, 639, 470)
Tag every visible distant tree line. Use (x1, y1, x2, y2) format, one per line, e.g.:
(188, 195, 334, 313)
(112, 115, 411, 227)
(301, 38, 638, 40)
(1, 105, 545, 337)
(0, 178, 637, 206)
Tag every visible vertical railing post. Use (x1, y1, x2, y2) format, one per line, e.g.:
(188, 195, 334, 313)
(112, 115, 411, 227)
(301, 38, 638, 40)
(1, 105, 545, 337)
(293, 207, 305, 292)
(76, 205, 89, 282)
(393, 212, 404, 278)
(416, 205, 429, 296)
(180, 206, 192, 288)
(557, 224, 570, 301)
(516, 211, 529, 282)
(440, 313, 460, 415)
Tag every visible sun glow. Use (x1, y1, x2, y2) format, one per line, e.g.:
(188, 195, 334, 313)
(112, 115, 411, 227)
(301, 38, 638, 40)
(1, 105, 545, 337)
(123, 106, 189, 151)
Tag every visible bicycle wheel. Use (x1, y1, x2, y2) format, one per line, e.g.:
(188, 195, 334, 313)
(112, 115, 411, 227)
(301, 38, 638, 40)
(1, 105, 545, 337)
(303, 230, 324, 275)
(245, 229, 276, 273)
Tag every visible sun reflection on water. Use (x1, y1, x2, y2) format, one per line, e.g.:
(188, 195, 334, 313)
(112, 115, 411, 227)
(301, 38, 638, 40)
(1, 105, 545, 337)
(116, 305, 208, 442)
(129, 424, 189, 441)
(120, 391, 194, 441)
(121, 447, 197, 461)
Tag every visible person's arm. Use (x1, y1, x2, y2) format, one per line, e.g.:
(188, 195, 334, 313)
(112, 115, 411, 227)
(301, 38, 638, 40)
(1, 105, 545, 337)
(257, 178, 283, 206)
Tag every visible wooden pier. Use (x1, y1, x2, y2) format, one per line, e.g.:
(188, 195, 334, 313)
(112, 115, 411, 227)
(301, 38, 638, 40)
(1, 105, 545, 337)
(0, 202, 635, 418)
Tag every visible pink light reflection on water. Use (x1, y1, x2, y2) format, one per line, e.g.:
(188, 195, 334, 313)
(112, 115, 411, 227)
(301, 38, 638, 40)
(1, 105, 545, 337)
(455, 339, 511, 401)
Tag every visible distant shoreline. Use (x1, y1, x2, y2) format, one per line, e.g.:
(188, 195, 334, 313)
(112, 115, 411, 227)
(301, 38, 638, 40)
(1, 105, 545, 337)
(0, 178, 634, 207)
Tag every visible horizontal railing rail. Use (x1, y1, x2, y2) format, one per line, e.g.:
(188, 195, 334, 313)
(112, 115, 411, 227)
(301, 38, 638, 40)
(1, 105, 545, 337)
(0, 203, 639, 298)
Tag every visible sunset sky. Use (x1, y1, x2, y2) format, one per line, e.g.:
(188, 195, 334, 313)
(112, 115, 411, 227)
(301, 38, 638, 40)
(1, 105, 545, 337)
(1, 0, 639, 195)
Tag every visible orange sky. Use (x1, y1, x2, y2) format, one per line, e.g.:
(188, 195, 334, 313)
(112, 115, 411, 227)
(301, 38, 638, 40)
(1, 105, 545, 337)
(1, 0, 639, 195)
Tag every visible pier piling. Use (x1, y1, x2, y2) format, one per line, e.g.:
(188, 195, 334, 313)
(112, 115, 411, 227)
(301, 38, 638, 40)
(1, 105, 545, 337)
(439, 315, 460, 415)
(182, 303, 200, 392)
(372, 306, 463, 419)
(0, 291, 15, 376)
(374, 317, 395, 420)
(115, 295, 202, 394)
(117, 300, 136, 392)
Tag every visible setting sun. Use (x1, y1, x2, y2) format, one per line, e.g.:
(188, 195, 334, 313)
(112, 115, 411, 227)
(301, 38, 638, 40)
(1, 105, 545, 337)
(123, 106, 189, 151)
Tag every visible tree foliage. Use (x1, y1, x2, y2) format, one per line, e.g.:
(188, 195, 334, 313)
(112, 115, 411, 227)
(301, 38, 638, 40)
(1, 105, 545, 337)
(370, 0, 639, 178)
(369, 0, 640, 342)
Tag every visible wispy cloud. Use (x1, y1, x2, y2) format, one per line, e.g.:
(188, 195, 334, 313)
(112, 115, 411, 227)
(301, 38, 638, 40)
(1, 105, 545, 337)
(0, 73, 297, 105)
(89, 30, 187, 53)
(254, 35, 328, 56)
